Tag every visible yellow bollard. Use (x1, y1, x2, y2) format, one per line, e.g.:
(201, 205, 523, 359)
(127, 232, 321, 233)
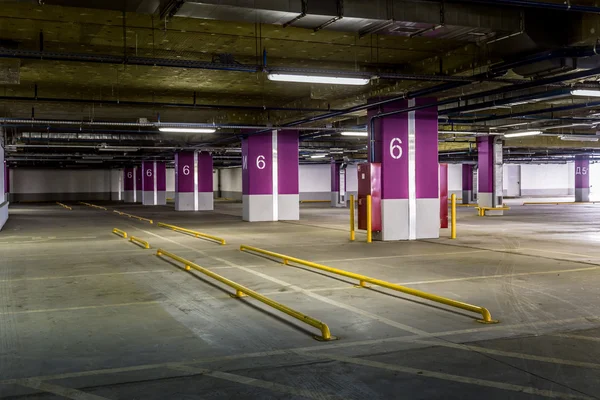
(366, 195, 372, 243)
(350, 194, 355, 241)
(451, 194, 457, 239)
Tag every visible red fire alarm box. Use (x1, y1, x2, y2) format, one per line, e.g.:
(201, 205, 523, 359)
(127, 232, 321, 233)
(357, 163, 382, 232)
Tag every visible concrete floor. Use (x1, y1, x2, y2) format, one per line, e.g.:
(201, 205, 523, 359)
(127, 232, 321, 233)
(1, 201, 599, 399)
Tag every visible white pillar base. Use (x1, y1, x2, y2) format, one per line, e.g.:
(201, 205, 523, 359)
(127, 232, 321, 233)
(175, 192, 195, 211)
(575, 188, 590, 202)
(136, 190, 142, 203)
(198, 192, 214, 211)
(124, 190, 136, 203)
(375, 198, 439, 241)
(278, 194, 299, 220)
(243, 194, 274, 222)
(478, 192, 504, 215)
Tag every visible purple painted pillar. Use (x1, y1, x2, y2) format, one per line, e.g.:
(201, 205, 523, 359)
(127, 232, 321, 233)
(242, 130, 299, 221)
(1, 148, 6, 231)
(142, 161, 167, 206)
(175, 151, 214, 211)
(124, 167, 137, 203)
(462, 164, 474, 204)
(367, 97, 439, 240)
(575, 155, 590, 202)
(477, 136, 503, 214)
(330, 161, 346, 207)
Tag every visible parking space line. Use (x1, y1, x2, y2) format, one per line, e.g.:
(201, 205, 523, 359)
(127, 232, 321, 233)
(1, 315, 597, 387)
(17, 379, 110, 400)
(170, 365, 342, 400)
(301, 352, 593, 400)
(552, 334, 600, 342)
(0, 270, 172, 283)
(316, 250, 488, 263)
(0, 300, 163, 316)
(411, 339, 600, 370)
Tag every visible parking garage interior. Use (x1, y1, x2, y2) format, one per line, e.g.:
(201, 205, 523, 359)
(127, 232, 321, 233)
(2, 1, 600, 399)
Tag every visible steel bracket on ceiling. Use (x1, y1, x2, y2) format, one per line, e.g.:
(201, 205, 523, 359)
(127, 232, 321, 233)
(283, 0, 308, 28)
(313, 0, 344, 32)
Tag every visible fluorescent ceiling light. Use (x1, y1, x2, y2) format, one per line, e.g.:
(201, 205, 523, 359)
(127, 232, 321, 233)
(571, 89, 600, 97)
(98, 146, 139, 152)
(268, 73, 370, 86)
(438, 131, 481, 135)
(310, 154, 328, 159)
(503, 130, 542, 138)
(340, 131, 368, 137)
(560, 135, 599, 142)
(159, 127, 216, 133)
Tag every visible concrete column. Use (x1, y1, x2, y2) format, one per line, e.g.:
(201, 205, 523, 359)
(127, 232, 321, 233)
(110, 169, 123, 201)
(462, 164, 473, 204)
(1, 143, 8, 231)
(175, 151, 214, 211)
(123, 167, 137, 203)
(242, 130, 299, 221)
(440, 163, 448, 229)
(477, 136, 504, 215)
(330, 161, 346, 207)
(135, 166, 142, 203)
(4, 160, 9, 201)
(367, 98, 439, 241)
(142, 161, 167, 206)
(575, 155, 590, 202)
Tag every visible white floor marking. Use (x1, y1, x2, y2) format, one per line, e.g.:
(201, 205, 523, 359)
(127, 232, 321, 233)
(517, 248, 600, 259)
(0, 315, 597, 386)
(301, 352, 594, 400)
(551, 334, 600, 342)
(410, 339, 600, 370)
(317, 250, 488, 263)
(0, 300, 163, 316)
(17, 379, 110, 400)
(170, 365, 343, 400)
(0, 270, 172, 283)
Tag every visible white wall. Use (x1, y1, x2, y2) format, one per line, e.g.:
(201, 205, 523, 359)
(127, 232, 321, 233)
(448, 164, 462, 197)
(11, 169, 112, 201)
(520, 163, 573, 196)
(299, 164, 331, 193)
(166, 168, 175, 193)
(346, 164, 358, 193)
(0, 141, 7, 231)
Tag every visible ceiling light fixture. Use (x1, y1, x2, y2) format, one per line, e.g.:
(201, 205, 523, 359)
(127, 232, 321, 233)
(571, 89, 600, 97)
(310, 154, 328, 159)
(159, 127, 216, 133)
(560, 135, 599, 142)
(98, 146, 140, 152)
(503, 130, 542, 138)
(340, 131, 368, 137)
(267, 73, 370, 86)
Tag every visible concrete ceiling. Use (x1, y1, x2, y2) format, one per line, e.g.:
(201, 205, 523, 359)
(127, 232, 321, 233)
(1, 0, 600, 167)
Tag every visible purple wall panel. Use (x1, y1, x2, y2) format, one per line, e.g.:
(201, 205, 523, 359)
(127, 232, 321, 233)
(415, 99, 438, 199)
(381, 113, 409, 199)
(242, 133, 273, 195)
(156, 162, 166, 191)
(142, 161, 154, 191)
(175, 152, 195, 193)
(277, 130, 299, 195)
(124, 167, 135, 190)
(198, 153, 213, 193)
(575, 155, 590, 189)
(330, 162, 340, 192)
(477, 137, 494, 193)
(462, 164, 473, 191)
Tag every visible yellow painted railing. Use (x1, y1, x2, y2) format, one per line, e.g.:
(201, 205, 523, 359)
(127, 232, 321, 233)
(156, 248, 334, 340)
(366, 195, 372, 243)
(113, 210, 154, 224)
(112, 228, 128, 238)
(56, 202, 72, 210)
(450, 194, 457, 240)
(349, 194, 355, 241)
(129, 236, 151, 249)
(80, 202, 108, 210)
(157, 222, 226, 245)
(240, 245, 498, 324)
(523, 201, 600, 205)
